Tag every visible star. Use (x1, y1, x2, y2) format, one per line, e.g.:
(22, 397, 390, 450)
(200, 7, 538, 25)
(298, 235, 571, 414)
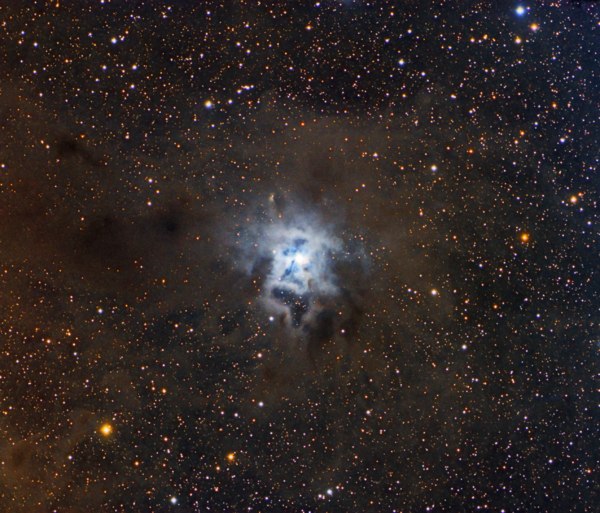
(100, 423, 113, 436)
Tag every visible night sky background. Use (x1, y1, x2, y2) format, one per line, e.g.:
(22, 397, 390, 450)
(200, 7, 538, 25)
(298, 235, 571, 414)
(0, 1, 599, 512)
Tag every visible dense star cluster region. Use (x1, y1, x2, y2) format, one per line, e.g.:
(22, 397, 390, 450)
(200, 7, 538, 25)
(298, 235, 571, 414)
(0, 1, 598, 512)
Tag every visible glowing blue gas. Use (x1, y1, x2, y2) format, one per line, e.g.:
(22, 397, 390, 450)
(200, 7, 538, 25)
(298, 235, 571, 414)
(239, 211, 342, 327)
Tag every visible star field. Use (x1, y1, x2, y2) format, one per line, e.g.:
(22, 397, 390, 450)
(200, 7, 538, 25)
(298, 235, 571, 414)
(0, 1, 598, 512)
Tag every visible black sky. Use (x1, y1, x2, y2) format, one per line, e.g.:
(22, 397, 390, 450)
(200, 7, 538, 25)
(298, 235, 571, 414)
(0, 1, 599, 512)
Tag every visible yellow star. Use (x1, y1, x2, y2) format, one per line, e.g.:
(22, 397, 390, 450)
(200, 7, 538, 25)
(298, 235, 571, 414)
(100, 423, 113, 436)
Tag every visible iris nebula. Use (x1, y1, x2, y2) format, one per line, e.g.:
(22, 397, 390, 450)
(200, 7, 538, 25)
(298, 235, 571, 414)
(246, 207, 344, 328)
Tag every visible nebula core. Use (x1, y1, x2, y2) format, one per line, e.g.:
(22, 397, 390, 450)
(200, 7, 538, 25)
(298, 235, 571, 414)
(242, 203, 347, 329)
